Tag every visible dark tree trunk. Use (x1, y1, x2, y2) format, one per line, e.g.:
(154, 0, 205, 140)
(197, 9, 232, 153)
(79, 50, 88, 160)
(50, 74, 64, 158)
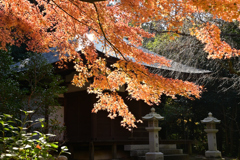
(45, 105, 49, 134)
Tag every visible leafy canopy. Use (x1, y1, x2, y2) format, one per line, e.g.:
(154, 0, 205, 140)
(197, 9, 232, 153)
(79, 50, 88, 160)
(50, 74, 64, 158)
(2, 0, 238, 128)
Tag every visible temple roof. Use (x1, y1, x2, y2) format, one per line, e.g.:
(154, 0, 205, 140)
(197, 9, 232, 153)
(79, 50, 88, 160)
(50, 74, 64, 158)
(13, 35, 211, 74)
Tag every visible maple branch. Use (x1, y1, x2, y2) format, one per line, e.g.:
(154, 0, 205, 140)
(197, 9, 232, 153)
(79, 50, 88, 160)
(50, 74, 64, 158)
(51, 0, 156, 90)
(52, 0, 127, 61)
(92, 2, 127, 61)
(227, 59, 240, 76)
(50, 0, 98, 33)
(89, 9, 171, 92)
(150, 29, 191, 36)
(68, 0, 96, 23)
(151, 24, 240, 38)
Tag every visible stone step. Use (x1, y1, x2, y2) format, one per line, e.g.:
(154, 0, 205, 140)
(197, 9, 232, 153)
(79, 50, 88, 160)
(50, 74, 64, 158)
(137, 156, 145, 160)
(124, 144, 176, 151)
(124, 145, 149, 151)
(138, 154, 189, 160)
(159, 144, 177, 149)
(164, 154, 189, 160)
(130, 149, 183, 156)
(160, 149, 183, 155)
(130, 150, 147, 156)
(196, 158, 225, 160)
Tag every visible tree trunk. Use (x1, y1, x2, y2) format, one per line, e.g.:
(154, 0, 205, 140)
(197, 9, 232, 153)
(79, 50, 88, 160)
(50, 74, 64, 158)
(45, 105, 49, 134)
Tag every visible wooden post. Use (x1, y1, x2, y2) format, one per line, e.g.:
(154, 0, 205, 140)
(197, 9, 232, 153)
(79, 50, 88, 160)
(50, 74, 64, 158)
(188, 143, 192, 155)
(69, 144, 74, 160)
(89, 142, 94, 160)
(112, 143, 117, 159)
(44, 105, 49, 134)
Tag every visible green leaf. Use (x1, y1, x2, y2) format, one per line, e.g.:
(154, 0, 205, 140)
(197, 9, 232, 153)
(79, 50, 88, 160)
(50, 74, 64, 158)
(26, 110, 35, 114)
(33, 131, 42, 136)
(50, 143, 58, 149)
(46, 134, 56, 137)
(4, 128, 10, 131)
(3, 114, 12, 118)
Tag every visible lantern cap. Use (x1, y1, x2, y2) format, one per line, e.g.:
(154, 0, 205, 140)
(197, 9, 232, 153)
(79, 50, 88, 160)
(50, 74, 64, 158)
(201, 112, 221, 123)
(142, 108, 164, 120)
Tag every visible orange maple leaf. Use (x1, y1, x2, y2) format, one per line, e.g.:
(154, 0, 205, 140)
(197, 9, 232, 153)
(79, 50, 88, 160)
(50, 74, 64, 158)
(36, 144, 41, 150)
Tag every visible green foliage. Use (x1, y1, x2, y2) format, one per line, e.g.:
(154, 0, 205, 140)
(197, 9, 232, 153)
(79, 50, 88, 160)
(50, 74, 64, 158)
(48, 117, 66, 142)
(0, 49, 67, 139)
(18, 53, 67, 119)
(144, 33, 176, 52)
(18, 53, 67, 136)
(0, 110, 70, 160)
(157, 96, 207, 153)
(11, 44, 33, 62)
(0, 48, 23, 115)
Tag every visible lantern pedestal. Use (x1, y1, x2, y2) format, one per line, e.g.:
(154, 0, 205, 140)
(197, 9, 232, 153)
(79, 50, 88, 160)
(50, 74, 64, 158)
(205, 151, 222, 158)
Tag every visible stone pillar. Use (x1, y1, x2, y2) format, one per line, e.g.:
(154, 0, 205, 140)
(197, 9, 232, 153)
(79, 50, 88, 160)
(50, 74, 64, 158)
(142, 108, 164, 160)
(201, 112, 223, 159)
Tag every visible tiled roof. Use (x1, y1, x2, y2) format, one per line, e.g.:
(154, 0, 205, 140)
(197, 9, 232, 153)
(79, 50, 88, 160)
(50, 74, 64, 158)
(93, 38, 211, 74)
(13, 35, 211, 74)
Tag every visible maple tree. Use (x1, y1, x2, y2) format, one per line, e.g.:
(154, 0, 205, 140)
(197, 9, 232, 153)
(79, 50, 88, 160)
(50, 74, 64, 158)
(1, 0, 239, 129)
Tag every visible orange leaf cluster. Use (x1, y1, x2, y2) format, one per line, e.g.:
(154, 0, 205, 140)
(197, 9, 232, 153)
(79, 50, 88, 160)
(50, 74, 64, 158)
(192, 23, 240, 59)
(2, 0, 237, 128)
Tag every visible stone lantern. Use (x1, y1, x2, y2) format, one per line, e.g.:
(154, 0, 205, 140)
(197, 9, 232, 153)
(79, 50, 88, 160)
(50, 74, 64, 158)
(142, 107, 164, 160)
(201, 112, 223, 159)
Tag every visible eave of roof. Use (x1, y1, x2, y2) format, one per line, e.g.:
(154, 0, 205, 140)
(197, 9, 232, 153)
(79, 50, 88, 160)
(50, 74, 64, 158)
(13, 35, 211, 74)
(92, 37, 211, 74)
